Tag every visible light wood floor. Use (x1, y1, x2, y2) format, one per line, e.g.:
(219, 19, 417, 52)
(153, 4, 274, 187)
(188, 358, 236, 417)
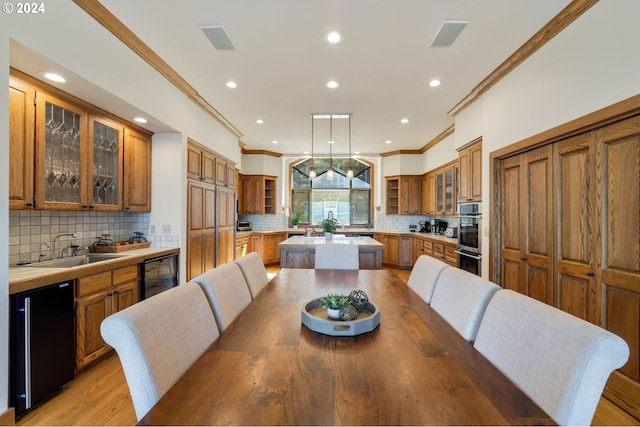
(16, 267, 640, 426)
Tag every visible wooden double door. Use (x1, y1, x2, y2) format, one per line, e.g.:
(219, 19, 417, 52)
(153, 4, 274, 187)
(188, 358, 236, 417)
(497, 114, 640, 418)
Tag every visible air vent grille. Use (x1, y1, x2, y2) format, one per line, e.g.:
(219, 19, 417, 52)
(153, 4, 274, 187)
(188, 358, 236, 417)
(200, 26, 236, 50)
(430, 20, 468, 47)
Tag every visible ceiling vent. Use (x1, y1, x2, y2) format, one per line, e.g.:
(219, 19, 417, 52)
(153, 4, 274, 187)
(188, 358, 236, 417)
(200, 26, 236, 50)
(429, 20, 468, 47)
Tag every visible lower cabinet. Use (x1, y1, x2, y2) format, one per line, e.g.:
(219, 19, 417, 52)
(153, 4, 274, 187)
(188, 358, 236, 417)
(248, 233, 286, 265)
(75, 265, 139, 369)
(235, 236, 249, 259)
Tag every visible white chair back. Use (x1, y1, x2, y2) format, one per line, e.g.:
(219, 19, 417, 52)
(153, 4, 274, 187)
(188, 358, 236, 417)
(474, 289, 629, 426)
(314, 244, 359, 270)
(100, 281, 219, 420)
(192, 262, 253, 331)
(407, 255, 450, 304)
(430, 267, 500, 342)
(234, 252, 269, 298)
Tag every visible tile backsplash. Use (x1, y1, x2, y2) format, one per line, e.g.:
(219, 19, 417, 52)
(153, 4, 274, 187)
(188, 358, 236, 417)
(9, 210, 178, 265)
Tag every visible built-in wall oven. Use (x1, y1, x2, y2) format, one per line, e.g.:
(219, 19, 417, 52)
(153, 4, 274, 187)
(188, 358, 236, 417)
(456, 202, 481, 276)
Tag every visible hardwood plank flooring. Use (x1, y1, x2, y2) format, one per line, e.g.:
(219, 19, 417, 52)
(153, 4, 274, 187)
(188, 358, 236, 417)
(16, 266, 640, 426)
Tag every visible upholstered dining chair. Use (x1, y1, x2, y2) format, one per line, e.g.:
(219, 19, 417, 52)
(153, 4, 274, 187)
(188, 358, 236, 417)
(100, 281, 219, 421)
(233, 252, 270, 299)
(429, 267, 500, 342)
(407, 255, 450, 304)
(314, 244, 359, 270)
(192, 262, 253, 331)
(474, 289, 629, 426)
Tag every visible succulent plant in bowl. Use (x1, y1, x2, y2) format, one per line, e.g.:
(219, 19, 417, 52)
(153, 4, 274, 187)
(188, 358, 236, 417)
(320, 293, 351, 320)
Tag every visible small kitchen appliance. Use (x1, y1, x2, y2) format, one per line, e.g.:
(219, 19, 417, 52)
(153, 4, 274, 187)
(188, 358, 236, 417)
(236, 221, 252, 231)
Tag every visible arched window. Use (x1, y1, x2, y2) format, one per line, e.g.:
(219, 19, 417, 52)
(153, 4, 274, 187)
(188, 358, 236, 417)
(291, 158, 372, 226)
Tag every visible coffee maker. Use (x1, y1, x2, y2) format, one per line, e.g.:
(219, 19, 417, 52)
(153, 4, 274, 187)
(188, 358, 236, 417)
(419, 220, 429, 233)
(436, 220, 448, 235)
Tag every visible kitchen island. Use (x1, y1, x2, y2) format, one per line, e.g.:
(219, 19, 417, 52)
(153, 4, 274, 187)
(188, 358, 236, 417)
(279, 235, 385, 269)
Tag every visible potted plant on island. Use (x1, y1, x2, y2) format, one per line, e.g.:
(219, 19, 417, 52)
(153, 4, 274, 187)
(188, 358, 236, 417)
(320, 293, 351, 320)
(319, 216, 339, 240)
(291, 210, 301, 229)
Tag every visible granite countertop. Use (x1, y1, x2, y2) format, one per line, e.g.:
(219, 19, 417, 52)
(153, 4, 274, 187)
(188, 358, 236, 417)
(237, 228, 457, 245)
(279, 235, 385, 249)
(9, 247, 180, 294)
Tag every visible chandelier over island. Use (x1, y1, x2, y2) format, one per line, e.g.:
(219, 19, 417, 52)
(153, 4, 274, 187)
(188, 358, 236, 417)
(308, 113, 353, 181)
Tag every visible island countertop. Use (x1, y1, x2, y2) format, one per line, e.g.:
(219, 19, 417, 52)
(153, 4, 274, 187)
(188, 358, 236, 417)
(278, 235, 385, 250)
(279, 235, 384, 269)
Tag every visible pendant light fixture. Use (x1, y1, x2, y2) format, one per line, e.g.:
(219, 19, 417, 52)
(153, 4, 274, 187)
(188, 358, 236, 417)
(346, 114, 354, 180)
(308, 115, 316, 180)
(326, 114, 334, 180)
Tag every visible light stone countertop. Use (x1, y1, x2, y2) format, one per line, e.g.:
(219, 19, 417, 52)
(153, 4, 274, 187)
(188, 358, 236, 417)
(279, 235, 385, 249)
(9, 247, 180, 294)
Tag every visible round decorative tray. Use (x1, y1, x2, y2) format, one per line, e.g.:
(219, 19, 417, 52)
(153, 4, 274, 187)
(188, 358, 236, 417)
(301, 298, 380, 336)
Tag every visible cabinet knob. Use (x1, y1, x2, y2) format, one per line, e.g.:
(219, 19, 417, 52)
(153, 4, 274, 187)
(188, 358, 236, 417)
(587, 272, 595, 277)
(107, 292, 113, 297)
(26, 203, 34, 207)
(521, 257, 527, 261)
(125, 207, 130, 210)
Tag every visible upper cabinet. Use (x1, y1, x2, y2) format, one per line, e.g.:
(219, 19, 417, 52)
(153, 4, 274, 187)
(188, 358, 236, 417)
(385, 175, 422, 215)
(458, 140, 482, 202)
(9, 77, 35, 209)
(239, 175, 276, 214)
(123, 128, 152, 212)
(187, 139, 235, 189)
(9, 70, 153, 212)
(434, 161, 457, 215)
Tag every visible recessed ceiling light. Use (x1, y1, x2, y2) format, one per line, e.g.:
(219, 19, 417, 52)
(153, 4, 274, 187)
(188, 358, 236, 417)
(134, 117, 148, 124)
(272, 140, 278, 144)
(43, 73, 65, 83)
(328, 140, 336, 144)
(256, 119, 264, 124)
(226, 81, 237, 89)
(325, 80, 340, 89)
(326, 31, 343, 45)
(429, 79, 441, 87)
(400, 118, 409, 124)
(386, 140, 392, 144)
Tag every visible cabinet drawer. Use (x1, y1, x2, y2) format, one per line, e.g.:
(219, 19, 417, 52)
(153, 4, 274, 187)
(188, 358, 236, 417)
(77, 271, 112, 297)
(113, 265, 139, 287)
(433, 243, 444, 254)
(445, 246, 456, 257)
(424, 241, 433, 251)
(415, 239, 424, 249)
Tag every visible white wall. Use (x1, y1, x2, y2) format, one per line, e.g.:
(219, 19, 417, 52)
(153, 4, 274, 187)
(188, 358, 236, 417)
(455, 0, 640, 276)
(422, 134, 457, 172)
(0, 35, 10, 415)
(381, 154, 423, 176)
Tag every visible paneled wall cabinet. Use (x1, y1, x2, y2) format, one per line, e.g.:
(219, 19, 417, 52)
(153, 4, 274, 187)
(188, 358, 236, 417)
(239, 175, 277, 214)
(186, 181, 216, 281)
(9, 70, 152, 212)
(75, 265, 139, 369)
(495, 112, 640, 419)
(187, 139, 236, 190)
(385, 175, 422, 215)
(457, 140, 482, 202)
(434, 161, 458, 215)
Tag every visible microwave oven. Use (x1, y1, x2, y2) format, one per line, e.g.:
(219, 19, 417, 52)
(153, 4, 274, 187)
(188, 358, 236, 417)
(458, 202, 481, 217)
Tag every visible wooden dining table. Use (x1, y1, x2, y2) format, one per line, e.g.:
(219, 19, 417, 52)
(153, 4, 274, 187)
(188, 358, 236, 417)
(138, 268, 554, 426)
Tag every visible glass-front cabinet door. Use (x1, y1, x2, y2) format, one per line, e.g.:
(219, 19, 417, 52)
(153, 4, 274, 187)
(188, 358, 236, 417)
(35, 93, 88, 210)
(89, 117, 123, 210)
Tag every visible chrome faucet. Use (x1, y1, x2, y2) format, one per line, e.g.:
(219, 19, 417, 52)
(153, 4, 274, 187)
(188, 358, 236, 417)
(39, 243, 50, 262)
(51, 233, 77, 259)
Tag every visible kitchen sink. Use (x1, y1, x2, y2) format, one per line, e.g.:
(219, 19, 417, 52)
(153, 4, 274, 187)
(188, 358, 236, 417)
(25, 254, 125, 268)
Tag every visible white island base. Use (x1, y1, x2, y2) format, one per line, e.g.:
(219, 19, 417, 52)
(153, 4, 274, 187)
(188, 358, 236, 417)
(278, 235, 385, 269)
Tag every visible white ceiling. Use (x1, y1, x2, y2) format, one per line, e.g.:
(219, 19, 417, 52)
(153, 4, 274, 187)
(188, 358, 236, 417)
(12, 0, 574, 156)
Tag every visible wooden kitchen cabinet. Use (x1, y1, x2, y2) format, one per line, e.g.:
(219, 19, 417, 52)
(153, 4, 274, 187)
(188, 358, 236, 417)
(240, 175, 277, 214)
(215, 156, 236, 189)
(187, 139, 216, 183)
(458, 140, 482, 202)
(235, 236, 250, 259)
(186, 181, 216, 280)
(9, 71, 152, 212)
(75, 265, 139, 369)
(264, 233, 286, 264)
(376, 233, 399, 266)
(386, 176, 421, 215)
(216, 187, 236, 266)
(399, 235, 413, 268)
(250, 234, 264, 260)
(434, 161, 457, 215)
(9, 76, 35, 209)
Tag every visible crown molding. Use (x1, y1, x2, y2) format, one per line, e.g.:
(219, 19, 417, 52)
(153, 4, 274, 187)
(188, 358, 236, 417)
(73, 0, 244, 139)
(448, 0, 598, 117)
(241, 149, 283, 158)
